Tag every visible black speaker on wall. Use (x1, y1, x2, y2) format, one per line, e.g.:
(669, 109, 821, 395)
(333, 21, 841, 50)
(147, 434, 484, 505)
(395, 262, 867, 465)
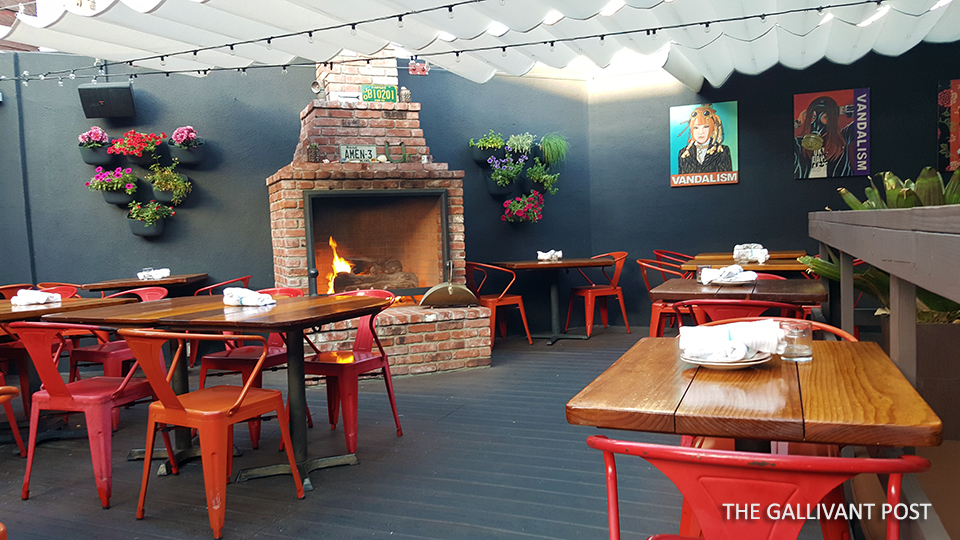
(78, 82, 136, 118)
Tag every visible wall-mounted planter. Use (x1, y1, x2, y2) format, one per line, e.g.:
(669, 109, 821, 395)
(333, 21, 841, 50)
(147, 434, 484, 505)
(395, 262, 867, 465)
(125, 146, 162, 166)
(151, 175, 189, 205)
(169, 139, 204, 165)
(129, 218, 164, 237)
(79, 145, 114, 166)
(102, 190, 135, 206)
(486, 175, 516, 197)
(471, 146, 505, 167)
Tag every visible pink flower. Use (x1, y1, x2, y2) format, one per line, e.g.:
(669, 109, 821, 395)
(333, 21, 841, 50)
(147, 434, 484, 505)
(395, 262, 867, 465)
(124, 168, 132, 174)
(125, 183, 134, 189)
(84, 182, 90, 186)
(95, 166, 103, 173)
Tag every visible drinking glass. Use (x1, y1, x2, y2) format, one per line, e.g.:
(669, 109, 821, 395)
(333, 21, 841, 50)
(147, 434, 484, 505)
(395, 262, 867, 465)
(780, 320, 813, 361)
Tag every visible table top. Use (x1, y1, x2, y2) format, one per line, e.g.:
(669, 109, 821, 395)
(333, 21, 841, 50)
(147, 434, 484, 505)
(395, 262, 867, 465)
(493, 258, 613, 270)
(566, 338, 942, 447)
(80, 273, 208, 291)
(680, 258, 810, 272)
(694, 250, 807, 260)
(649, 278, 827, 304)
(42, 294, 391, 332)
(0, 297, 136, 323)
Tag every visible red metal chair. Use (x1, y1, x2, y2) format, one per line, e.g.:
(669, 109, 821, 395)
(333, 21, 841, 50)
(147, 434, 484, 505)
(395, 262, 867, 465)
(303, 289, 402, 454)
(0, 326, 32, 416)
(672, 299, 805, 326)
(0, 284, 32, 300)
(586, 435, 930, 540)
(565, 252, 631, 338)
(637, 259, 692, 337)
(0, 382, 25, 457)
(193, 275, 252, 295)
(464, 262, 532, 345)
(104, 286, 168, 301)
(120, 328, 304, 539)
(198, 287, 307, 449)
(754, 272, 786, 280)
(9, 322, 155, 509)
(653, 249, 694, 266)
(36, 281, 82, 290)
(700, 316, 857, 342)
(38, 285, 80, 298)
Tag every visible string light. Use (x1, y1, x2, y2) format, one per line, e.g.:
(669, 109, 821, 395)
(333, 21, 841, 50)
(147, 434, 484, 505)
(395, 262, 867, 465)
(599, 35, 605, 46)
(282, 65, 288, 74)
(397, 15, 403, 28)
(760, 13, 766, 22)
(58, 77, 63, 86)
(501, 47, 507, 57)
(69, 70, 76, 80)
(704, 22, 711, 33)
(229, 44, 235, 56)
(308, 31, 314, 43)
(448, 6, 454, 19)
(350, 24, 357, 36)
(241, 68, 247, 76)
(549, 41, 555, 52)
(266, 38, 272, 50)
(160, 56, 166, 66)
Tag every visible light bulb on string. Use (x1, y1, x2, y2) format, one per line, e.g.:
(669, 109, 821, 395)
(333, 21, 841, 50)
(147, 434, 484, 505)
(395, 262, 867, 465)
(38, 73, 45, 80)
(350, 25, 357, 36)
(599, 35, 605, 46)
(98, 68, 105, 76)
(448, 6, 454, 19)
(22, 79, 28, 87)
(129, 75, 135, 82)
(455, 51, 461, 63)
(282, 65, 288, 74)
(266, 38, 272, 50)
(241, 68, 247, 77)
(69, 70, 76, 80)
(397, 15, 403, 28)
(91, 76, 97, 84)
(308, 32, 314, 44)
(501, 47, 507, 57)
(58, 77, 64, 86)
(160, 56, 166, 66)
(229, 44, 236, 56)
(704, 22, 710, 33)
(549, 41, 555, 52)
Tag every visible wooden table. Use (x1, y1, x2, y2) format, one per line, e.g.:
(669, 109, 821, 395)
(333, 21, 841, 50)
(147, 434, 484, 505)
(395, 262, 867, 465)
(681, 258, 810, 272)
(43, 294, 391, 490)
(649, 278, 827, 304)
(1, 297, 135, 323)
(494, 258, 614, 345)
(694, 250, 807, 260)
(566, 338, 942, 447)
(80, 273, 208, 292)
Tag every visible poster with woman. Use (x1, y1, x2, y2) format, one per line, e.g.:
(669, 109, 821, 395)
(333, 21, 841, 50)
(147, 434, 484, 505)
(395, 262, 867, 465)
(669, 102, 739, 187)
(793, 89, 870, 179)
(938, 79, 959, 175)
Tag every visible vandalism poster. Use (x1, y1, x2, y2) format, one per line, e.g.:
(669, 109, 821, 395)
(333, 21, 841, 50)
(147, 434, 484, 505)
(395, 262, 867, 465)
(938, 79, 959, 175)
(669, 102, 739, 187)
(793, 89, 869, 179)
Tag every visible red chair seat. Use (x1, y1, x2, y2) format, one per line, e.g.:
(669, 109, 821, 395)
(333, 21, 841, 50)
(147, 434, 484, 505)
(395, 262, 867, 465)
(172, 385, 287, 416)
(566, 252, 631, 338)
(465, 262, 532, 345)
(33, 377, 152, 406)
(70, 341, 135, 378)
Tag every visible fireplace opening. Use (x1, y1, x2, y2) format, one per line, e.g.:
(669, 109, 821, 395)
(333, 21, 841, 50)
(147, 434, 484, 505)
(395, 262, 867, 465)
(305, 189, 449, 295)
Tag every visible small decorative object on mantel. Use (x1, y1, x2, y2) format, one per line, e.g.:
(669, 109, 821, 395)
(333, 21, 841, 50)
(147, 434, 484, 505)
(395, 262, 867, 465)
(399, 86, 412, 103)
(108, 129, 165, 165)
(127, 200, 174, 237)
(306, 143, 323, 163)
(78, 126, 114, 165)
(86, 166, 137, 206)
(167, 125, 204, 165)
(146, 160, 192, 205)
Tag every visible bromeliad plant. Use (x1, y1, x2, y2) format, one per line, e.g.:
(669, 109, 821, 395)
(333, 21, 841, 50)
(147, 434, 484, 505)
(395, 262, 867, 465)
(86, 166, 137, 194)
(128, 200, 175, 227)
(108, 130, 166, 159)
(169, 125, 202, 149)
(78, 126, 110, 148)
(502, 190, 544, 223)
(146, 161, 192, 205)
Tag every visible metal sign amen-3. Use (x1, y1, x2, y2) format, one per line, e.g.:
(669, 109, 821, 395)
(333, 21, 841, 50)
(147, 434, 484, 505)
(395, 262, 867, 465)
(340, 145, 376, 162)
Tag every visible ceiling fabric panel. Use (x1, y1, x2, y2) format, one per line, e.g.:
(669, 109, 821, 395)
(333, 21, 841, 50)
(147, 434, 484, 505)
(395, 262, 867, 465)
(2, 0, 958, 91)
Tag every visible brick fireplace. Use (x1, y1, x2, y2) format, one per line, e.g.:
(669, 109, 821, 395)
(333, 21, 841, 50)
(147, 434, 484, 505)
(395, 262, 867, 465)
(266, 53, 491, 374)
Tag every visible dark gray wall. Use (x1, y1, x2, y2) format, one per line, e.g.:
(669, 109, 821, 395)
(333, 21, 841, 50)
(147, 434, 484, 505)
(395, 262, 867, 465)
(1, 51, 316, 291)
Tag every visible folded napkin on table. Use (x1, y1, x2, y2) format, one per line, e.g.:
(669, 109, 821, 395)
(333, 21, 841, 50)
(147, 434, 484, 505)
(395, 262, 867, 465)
(137, 268, 171, 280)
(699, 264, 758, 285)
(537, 250, 563, 261)
(222, 287, 276, 307)
(733, 243, 769, 264)
(10, 290, 62, 306)
(679, 319, 784, 362)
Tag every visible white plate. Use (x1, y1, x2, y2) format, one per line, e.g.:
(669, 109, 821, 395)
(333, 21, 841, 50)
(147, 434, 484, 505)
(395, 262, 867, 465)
(680, 351, 773, 370)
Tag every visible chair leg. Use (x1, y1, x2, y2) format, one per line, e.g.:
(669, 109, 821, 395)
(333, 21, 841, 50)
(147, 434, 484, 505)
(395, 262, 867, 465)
(326, 375, 341, 430)
(584, 295, 596, 338)
(2, 399, 25, 457)
(598, 297, 609, 329)
(600, 450, 622, 540)
(487, 307, 497, 344)
(159, 422, 178, 475)
(516, 302, 533, 345)
(564, 295, 576, 333)
(381, 365, 403, 437)
(84, 406, 114, 508)
(21, 403, 41, 500)
(497, 310, 508, 339)
(275, 402, 305, 499)
(245, 370, 263, 450)
(14, 359, 30, 416)
(338, 373, 360, 454)
(198, 425, 230, 540)
(138, 418, 159, 519)
(616, 291, 630, 334)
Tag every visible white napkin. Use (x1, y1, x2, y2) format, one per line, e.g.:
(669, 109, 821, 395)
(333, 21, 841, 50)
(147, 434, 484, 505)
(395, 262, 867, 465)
(733, 243, 769, 264)
(679, 319, 785, 362)
(537, 250, 563, 261)
(10, 290, 61, 306)
(138, 268, 171, 280)
(222, 287, 276, 307)
(700, 264, 758, 285)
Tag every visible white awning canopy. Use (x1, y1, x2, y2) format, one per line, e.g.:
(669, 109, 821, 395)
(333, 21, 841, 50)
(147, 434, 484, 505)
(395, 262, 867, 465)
(2, 0, 958, 90)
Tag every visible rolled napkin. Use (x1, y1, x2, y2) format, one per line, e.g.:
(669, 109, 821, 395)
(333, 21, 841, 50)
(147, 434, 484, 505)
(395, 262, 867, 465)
(222, 287, 276, 307)
(699, 264, 758, 285)
(138, 268, 171, 280)
(10, 290, 62, 306)
(536, 250, 563, 261)
(679, 319, 785, 362)
(733, 243, 769, 264)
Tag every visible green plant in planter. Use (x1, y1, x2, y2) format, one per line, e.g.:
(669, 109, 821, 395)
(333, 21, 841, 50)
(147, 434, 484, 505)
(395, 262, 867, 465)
(526, 158, 559, 194)
(539, 132, 568, 165)
(489, 152, 527, 186)
(837, 167, 960, 210)
(469, 130, 505, 150)
(128, 200, 175, 227)
(146, 161, 192, 205)
(506, 132, 536, 155)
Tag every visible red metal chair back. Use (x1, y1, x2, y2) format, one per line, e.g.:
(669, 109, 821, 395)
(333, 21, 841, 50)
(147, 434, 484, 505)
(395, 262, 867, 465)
(652, 249, 693, 266)
(636, 259, 688, 295)
(578, 252, 627, 289)
(193, 275, 252, 295)
(8, 322, 111, 398)
(322, 289, 395, 353)
(38, 285, 79, 298)
(464, 262, 517, 302)
(754, 273, 786, 280)
(257, 287, 304, 298)
(587, 435, 929, 540)
(672, 299, 805, 326)
(0, 284, 33, 300)
(105, 286, 168, 301)
(701, 316, 857, 342)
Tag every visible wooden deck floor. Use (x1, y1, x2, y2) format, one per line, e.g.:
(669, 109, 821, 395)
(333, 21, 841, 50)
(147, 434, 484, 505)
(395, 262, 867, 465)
(0, 328, 823, 539)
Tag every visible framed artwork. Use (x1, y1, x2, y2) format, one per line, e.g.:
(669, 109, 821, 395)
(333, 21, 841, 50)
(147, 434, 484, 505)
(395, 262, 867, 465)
(793, 89, 870, 179)
(669, 102, 739, 187)
(938, 79, 959, 175)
